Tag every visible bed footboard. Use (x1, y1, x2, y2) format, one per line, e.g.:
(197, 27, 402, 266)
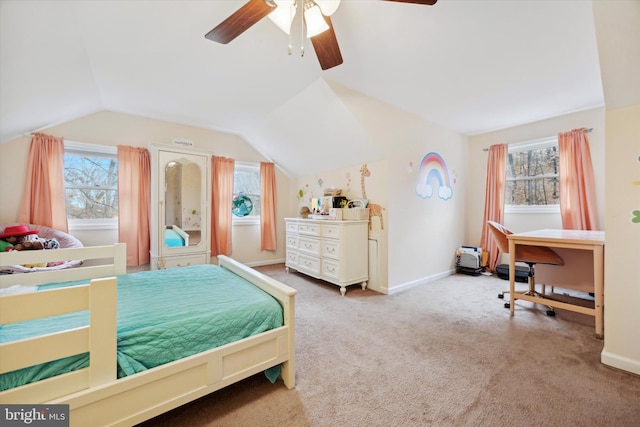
(0, 276, 118, 402)
(50, 326, 292, 426)
(217, 255, 297, 389)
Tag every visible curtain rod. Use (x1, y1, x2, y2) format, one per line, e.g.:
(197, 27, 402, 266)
(482, 128, 593, 151)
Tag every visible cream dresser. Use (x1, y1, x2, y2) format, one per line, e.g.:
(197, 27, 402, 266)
(285, 218, 369, 295)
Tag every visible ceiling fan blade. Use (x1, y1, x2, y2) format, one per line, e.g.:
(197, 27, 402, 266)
(310, 15, 343, 70)
(205, 0, 276, 44)
(383, 0, 438, 5)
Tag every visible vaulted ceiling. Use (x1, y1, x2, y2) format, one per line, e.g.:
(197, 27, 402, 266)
(0, 0, 607, 176)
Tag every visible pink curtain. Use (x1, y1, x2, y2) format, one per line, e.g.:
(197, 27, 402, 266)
(558, 129, 598, 230)
(479, 144, 508, 272)
(260, 162, 277, 251)
(211, 156, 235, 256)
(18, 133, 68, 231)
(117, 146, 151, 266)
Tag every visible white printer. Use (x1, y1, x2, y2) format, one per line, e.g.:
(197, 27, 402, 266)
(456, 246, 482, 269)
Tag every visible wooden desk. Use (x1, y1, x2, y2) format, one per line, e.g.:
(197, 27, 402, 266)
(507, 229, 605, 338)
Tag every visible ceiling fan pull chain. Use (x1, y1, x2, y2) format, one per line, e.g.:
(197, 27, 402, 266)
(288, 2, 294, 55)
(300, 0, 305, 56)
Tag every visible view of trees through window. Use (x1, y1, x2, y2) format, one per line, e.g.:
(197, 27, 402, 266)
(64, 151, 118, 220)
(505, 140, 559, 206)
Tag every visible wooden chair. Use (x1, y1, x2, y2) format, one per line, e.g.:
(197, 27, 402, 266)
(487, 221, 564, 316)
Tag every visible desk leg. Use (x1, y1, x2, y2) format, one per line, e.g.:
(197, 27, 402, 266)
(509, 239, 516, 316)
(594, 245, 604, 338)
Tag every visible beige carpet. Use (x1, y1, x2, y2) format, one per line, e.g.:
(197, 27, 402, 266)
(138, 265, 640, 427)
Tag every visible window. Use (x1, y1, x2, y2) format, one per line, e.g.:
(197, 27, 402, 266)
(505, 137, 559, 211)
(232, 162, 261, 223)
(64, 141, 118, 229)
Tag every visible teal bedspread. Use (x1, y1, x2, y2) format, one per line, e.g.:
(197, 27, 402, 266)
(0, 264, 283, 391)
(164, 229, 184, 247)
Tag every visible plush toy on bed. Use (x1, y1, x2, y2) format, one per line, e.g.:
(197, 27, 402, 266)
(0, 225, 60, 251)
(5, 235, 44, 251)
(0, 240, 14, 252)
(0, 225, 63, 267)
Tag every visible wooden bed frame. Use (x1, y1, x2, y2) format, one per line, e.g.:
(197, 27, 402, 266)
(0, 243, 296, 426)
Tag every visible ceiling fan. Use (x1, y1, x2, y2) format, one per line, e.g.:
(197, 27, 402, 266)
(205, 0, 437, 70)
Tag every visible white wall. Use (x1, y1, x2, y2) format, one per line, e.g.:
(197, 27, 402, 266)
(386, 122, 468, 291)
(601, 104, 640, 375)
(293, 96, 469, 294)
(592, 0, 640, 375)
(0, 110, 293, 266)
(342, 87, 469, 293)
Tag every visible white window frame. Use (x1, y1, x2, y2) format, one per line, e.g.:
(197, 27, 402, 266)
(64, 141, 118, 231)
(232, 162, 260, 226)
(504, 136, 560, 214)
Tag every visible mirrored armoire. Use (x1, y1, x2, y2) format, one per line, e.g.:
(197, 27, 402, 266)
(150, 145, 211, 269)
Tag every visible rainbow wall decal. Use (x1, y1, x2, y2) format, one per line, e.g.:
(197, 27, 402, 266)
(415, 152, 453, 200)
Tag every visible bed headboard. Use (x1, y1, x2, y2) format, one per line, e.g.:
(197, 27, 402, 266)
(0, 243, 127, 288)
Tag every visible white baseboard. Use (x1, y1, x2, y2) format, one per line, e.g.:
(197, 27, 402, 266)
(601, 349, 640, 376)
(387, 269, 456, 295)
(244, 258, 286, 268)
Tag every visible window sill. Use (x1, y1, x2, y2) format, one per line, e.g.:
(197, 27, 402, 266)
(68, 219, 118, 231)
(505, 205, 560, 214)
(232, 218, 260, 226)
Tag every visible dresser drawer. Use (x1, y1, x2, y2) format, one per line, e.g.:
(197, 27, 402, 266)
(156, 253, 207, 270)
(298, 222, 320, 236)
(297, 254, 321, 276)
(321, 240, 340, 259)
(285, 251, 298, 267)
(321, 258, 340, 281)
(322, 224, 340, 239)
(286, 221, 298, 233)
(298, 237, 320, 256)
(286, 234, 299, 249)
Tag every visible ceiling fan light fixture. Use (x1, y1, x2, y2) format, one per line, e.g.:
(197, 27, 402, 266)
(315, 0, 340, 16)
(267, 0, 296, 35)
(304, 1, 329, 38)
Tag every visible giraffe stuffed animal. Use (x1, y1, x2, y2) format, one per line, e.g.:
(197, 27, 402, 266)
(359, 164, 385, 230)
